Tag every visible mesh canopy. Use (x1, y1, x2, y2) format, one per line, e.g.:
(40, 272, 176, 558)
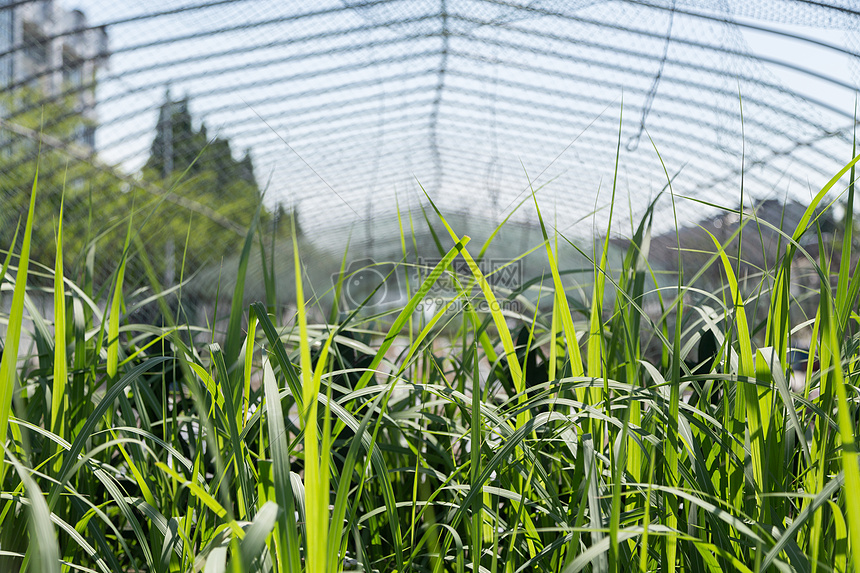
(1, 0, 859, 288)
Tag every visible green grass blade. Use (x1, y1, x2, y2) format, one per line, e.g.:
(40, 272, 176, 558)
(47, 356, 172, 510)
(243, 311, 257, 426)
(106, 213, 133, 383)
(761, 472, 844, 570)
(705, 228, 765, 515)
(531, 191, 585, 378)
(6, 448, 60, 573)
(156, 462, 245, 539)
(224, 200, 263, 367)
(293, 223, 328, 573)
(418, 186, 525, 397)
(585, 436, 607, 573)
(471, 340, 483, 573)
(351, 236, 471, 394)
(836, 123, 856, 320)
(251, 302, 304, 413)
(821, 290, 860, 573)
(0, 170, 38, 484)
(51, 192, 67, 469)
(758, 347, 810, 465)
(260, 357, 301, 573)
(210, 343, 253, 520)
(240, 501, 278, 571)
(771, 151, 860, 360)
(327, 387, 386, 571)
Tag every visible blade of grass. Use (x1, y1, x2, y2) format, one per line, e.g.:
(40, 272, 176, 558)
(530, 190, 585, 379)
(350, 235, 471, 394)
(224, 200, 263, 368)
(259, 356, 301, 573)
(51, 191, 67, 471)
(156, 462, 245, 539)
(648, 131, 683, 573)
(820, 288, 860, 573)
(239, 501, 278, 571)
(471, 340, 483, 573)
(46, 356, 172, 511)
(210, 343, 253, 520)
(5, 448, 60, 573)
(293, 220, 328, 573)
(243, 311, 257, 426)
(106, 210, 133, 384)
(768, 151, 860, 363)
(0, 170, 38, 484)
(705, 228, 766, 521)
(418, 185, 525, 400)
(327, 384, 391, 571)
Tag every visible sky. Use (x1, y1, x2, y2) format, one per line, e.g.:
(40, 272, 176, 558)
(740, 19, 856, 121)
(48, 0, 860, 252)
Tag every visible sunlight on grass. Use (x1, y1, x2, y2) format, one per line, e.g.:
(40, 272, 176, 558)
(2, 131, 860, 573)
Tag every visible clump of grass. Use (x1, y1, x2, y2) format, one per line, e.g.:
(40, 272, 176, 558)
(2, 139, 860, 573)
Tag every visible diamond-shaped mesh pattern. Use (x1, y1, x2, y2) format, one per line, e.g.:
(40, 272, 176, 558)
(1, 0, 859, 294)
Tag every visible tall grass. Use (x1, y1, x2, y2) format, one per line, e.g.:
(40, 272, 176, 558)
(2, 143, 860, 573)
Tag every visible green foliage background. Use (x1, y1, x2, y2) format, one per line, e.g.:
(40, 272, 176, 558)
(0, 88, 294, 289)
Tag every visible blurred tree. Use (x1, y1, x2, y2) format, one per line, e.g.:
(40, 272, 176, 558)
(0, 86, 129, 285)
(0, 88, 298, 291)
(140, 92, 297, 286)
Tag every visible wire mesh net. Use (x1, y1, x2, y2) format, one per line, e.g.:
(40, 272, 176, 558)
(1, 0, 859, 303)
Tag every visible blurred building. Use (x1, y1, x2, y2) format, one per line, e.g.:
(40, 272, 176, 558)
(0, 0, 108, 150)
